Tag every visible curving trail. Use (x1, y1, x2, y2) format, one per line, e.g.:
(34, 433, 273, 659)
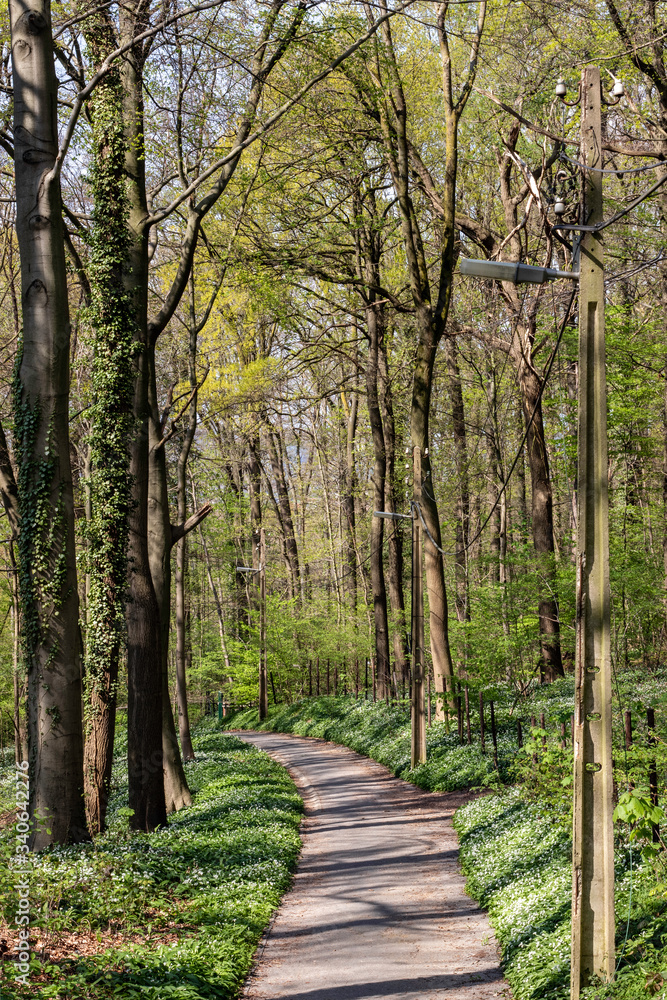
(236, 731, 510, 1000)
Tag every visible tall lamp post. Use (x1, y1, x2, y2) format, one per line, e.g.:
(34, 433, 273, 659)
(374, 446, 427, 768)
(460, 64, 618, 997)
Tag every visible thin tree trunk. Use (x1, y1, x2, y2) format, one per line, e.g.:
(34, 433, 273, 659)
(263, 418, 300, 601)
(174, 277, 198, 762)
(342, 389, 359, 611)
(10, 543, 22, 764)
(11, 0, 88, 846)
(520, 363, 564, 680)
(445, 336, 470, 621)
(378, 330, 409, 685)
(147, 361, 192, 812)
(366, 301, 391, 700)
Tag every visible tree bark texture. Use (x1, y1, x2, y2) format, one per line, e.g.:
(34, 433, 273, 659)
(378, 333, 408, 684)
(445, 336, 470, 621)
(174, 285, 198, 763)
(11, 0, 88, 847)
(122, 10, 167, 831)
(147, 352, 192, 813)
(366, 301, 391, 700)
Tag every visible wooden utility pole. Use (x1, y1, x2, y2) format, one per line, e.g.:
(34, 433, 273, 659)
(571, 65, 615, 998)
(411, 447, 426, 767)
(259, 528, 268, 720)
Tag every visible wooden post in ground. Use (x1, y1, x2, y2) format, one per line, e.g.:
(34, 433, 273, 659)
(571, 64, 615, 999)
(411, 447, 426, 767)
(647, 708, 659, 844)
(427, 675, 431, 729)
(489, 700, 498, 771)
(624, 710, 632, 750)
(457, 684, 464, 743)
(479, 693, 485, 753)
(464, 686, 472, 744)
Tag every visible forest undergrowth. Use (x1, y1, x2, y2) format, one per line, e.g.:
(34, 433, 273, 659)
(0, 723, 302, 999)
(225, 673, 667, 1000)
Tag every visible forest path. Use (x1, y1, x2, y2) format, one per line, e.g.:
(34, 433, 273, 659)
(235, 731, 510, 1000)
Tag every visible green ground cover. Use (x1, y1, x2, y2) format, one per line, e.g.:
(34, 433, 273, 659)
(225, 681, 667, 1000)
(0, 723, 302, 999)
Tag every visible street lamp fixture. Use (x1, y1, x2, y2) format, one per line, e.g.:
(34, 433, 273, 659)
(460, 257, 579, 284)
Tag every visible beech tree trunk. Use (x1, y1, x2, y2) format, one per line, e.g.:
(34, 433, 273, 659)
(122, 8, 167, 831)
(370, 0, 485, 718)
(342, 390, 359, 611)
(366, 301, 391, 700)
(445, 336, 470, 621)
(520, 364, 564, 680)
(263, 419, 300, 600)
(147, 350, 192, 813)
(174, 284, 198, 763)
(378, 334, 408, 686)
(11, 0, 89, 847)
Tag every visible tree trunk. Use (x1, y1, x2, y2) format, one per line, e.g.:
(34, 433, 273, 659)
(445, 335, 470, 620)
(366, 302, 391, 700)
(147, 349, 192, 812)
(81, 13, 136, 836)
(263, 419, 300, 601)
(11, 0, 88, 847)
(122, 9, 167, 831)
(412, 316, 456, 719)
(378, 334, 408, 685)
(342, 390, 359, 611)
(10, 543, 23, 764)
(174, 279, 198, 763)
(520, 364, 564, 680)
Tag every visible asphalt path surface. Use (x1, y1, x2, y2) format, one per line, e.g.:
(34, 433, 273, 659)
(236, 731, 510, 1000)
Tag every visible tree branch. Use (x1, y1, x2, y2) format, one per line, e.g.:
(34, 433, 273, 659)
(171, 503, 213, 547)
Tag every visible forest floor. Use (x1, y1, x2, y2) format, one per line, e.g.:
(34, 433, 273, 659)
(234, 730, 509, 1000)
(226, 691, 667, 1000)
(0, 725, 303, 999)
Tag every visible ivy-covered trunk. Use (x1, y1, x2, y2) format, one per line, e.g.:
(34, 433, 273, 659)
(82, 14, 136, 836)
(10, 0, 88, 847)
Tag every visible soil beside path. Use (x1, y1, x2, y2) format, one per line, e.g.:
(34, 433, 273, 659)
(235, 731, 511, 1000)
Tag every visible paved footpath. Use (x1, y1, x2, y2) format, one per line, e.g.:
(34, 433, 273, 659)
(236, 731, 510, 1000)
